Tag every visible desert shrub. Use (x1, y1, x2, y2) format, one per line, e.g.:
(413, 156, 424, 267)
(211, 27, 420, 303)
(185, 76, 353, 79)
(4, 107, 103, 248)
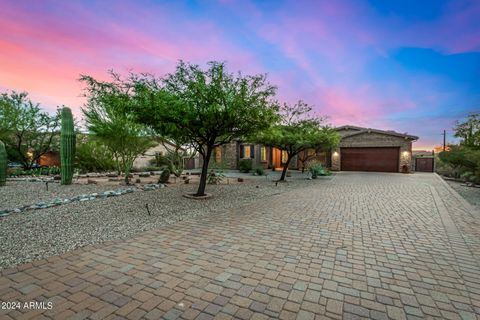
(460, 171, 474, 182)
(145, 166, 162, 172)
(207, 169, 225, 184)
(307, 161, 330, 179)
(159, 168, 170, 183)
(75, 138, 116, 173)
(438, 146, 480, 181)
(239, 159, 252, 173)
(254, 167, 264, 176)
(8, 166, 61, 177)
(149, 152, 168, 168)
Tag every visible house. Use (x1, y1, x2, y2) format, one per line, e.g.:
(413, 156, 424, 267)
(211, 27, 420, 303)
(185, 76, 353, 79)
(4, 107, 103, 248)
(212, 142, 327, 171)
(331, 125, 418, 173)
(213, 125, 418, 173)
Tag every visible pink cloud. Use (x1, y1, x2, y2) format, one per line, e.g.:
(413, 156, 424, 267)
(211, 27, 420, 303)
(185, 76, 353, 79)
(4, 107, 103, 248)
(0, 1, 263, 120)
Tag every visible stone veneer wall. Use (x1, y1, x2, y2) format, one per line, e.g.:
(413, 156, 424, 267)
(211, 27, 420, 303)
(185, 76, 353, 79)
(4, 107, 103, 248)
(223, 142, 239, 169)
(331, 132, 413, 172)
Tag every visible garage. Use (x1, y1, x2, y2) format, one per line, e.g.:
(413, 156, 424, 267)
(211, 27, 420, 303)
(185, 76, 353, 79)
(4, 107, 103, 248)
(341, 147, 400, 172)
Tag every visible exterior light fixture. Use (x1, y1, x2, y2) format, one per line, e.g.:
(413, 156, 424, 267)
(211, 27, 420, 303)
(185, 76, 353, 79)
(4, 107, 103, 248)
(333, 151, 339, 156)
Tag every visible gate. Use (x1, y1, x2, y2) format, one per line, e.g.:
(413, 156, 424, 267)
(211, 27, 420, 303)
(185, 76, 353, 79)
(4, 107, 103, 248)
(415, 157, 434, 172)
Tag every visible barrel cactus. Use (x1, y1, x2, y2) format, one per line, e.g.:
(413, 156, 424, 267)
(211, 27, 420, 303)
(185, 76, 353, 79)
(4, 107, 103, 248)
(60, 107, 75, 185)
(0, 140, 6, 187)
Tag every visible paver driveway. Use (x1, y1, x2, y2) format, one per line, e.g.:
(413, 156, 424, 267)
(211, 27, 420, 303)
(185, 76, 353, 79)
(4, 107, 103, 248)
(1, 173, 479, 320)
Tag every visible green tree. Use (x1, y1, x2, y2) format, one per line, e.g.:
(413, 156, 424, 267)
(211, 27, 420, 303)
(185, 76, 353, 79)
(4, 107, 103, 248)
(255, 101, 340, 181)
(454, 113, 480, 149)
(132, 61, 279, 196)
(75, 136, 117, 173)
(80, 75, 155, 184)
(0, 91, 60, 169)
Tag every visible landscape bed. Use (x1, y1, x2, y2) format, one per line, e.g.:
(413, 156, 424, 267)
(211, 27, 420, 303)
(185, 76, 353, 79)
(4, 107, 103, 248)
(0, 177, 327, 269)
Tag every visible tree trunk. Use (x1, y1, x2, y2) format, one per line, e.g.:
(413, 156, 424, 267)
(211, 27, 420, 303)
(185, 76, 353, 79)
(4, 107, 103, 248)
(279, 156, 292, 181)
(196, 146, 213, 196)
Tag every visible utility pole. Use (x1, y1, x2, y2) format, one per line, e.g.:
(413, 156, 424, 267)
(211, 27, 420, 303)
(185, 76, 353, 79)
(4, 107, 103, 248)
(442, 130, 446, 151)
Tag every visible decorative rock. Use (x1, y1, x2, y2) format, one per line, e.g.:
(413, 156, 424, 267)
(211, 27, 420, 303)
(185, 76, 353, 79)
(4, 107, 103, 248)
(135, 178, 141, 184)
(238, 178, 244, 182)
(87, 179, 97, 185)
(1, 183, 169, 217)
(139, 173, 150, 177)
(53, 175, 61, 181)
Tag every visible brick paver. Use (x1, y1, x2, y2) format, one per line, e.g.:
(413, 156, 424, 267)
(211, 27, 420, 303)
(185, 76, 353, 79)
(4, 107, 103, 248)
(1, 172, 479, 319)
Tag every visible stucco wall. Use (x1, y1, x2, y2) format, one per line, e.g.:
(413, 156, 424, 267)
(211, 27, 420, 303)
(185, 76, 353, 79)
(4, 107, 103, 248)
(133, 143, 169, 169)
(331, 132, 413, 172)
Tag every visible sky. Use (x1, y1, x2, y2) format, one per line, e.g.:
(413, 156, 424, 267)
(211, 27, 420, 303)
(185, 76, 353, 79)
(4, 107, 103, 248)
(1, 0, 479, 150)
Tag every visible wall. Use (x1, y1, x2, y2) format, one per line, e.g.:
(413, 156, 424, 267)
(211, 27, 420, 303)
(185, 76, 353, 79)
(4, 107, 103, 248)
(133, 143, 169, 169)
(38, 151, 60, 167)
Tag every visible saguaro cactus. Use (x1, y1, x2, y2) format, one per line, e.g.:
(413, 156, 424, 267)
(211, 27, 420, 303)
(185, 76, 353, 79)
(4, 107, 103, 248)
(60, 107, 75, 185)
(0, 140, 6, 187)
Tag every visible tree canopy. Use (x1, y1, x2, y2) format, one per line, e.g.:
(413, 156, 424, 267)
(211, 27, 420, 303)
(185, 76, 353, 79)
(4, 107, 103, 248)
(0, 91, 60, 169)
(254, 101, 340, 181)
(80, 74, 155, 183)
(131, 61, 279, 196)
(454, 113, 480, 149)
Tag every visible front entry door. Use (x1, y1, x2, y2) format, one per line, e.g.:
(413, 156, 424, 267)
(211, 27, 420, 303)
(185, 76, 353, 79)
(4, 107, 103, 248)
(271, 148, 282, 168)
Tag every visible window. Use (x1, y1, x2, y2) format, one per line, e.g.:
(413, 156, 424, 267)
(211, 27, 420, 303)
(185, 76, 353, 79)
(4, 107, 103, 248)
(214, 147, 222, 163)
(281, 150, 288, 164)
(244, 145, 251, 158)
(260, 146, 267, 162)
(240, 145, 254, 159)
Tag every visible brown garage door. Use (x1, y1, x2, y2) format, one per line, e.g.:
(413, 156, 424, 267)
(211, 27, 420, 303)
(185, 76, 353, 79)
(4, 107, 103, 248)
(341, 147, 399, 172)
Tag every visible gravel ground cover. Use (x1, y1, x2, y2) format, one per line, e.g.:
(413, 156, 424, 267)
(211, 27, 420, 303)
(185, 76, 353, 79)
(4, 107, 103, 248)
(0, 177, 328, 269)
(0, 181, 118, 211)
(445, 179, 480, 209)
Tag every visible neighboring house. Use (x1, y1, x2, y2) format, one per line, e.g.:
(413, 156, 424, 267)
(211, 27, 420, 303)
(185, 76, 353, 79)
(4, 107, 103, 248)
(214, 125, 419, 173)
(331, 125, 418, 173)
(133, 141, 195, 170)
(37, 151, 60, 167)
